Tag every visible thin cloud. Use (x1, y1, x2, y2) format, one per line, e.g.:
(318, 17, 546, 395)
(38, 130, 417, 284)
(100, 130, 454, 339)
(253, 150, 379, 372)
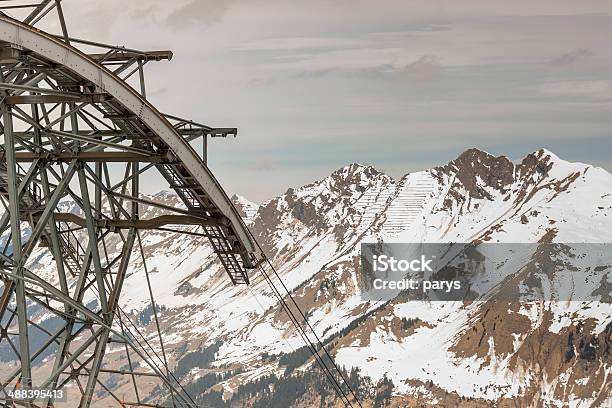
(393, 55, 441, 81)
(293, 55, 442, 82)
(550, 48, 592, 66)
(165, 0, 237, 29)
(247, 158, 278, 171)
(535, 80, 612, 100)
(234, 37, 367, 52)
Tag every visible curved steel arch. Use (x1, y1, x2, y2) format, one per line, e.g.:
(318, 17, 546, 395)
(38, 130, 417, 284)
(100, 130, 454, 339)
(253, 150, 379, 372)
(0, 15, 260, 269)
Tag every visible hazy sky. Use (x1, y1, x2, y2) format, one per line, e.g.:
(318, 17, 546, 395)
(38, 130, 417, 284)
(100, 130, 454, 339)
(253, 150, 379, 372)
(30, 1, 612, 202)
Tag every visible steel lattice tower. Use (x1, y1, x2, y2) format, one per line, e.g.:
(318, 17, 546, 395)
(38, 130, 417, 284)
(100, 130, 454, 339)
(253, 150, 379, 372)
(0, 2, 261, 407)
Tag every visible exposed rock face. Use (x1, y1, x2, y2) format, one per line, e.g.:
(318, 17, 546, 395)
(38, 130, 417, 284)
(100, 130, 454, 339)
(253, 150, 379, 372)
(14, 148, 612, 407)
(435, 148, 515, 199)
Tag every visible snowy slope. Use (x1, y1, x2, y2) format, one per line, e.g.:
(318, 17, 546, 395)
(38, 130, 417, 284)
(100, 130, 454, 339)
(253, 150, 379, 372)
(12, 148, 612, 407)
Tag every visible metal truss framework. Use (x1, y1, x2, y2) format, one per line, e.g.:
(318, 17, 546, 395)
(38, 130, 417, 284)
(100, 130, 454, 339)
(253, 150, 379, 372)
(0, 2, 261, 407)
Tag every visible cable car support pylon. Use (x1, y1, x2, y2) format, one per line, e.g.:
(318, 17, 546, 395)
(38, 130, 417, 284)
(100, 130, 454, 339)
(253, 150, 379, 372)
(0, 2, 261, 406)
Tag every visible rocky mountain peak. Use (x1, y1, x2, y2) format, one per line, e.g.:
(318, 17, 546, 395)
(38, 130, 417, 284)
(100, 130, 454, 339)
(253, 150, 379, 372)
(435, 148, 515, 200)
(517, 148, 558, 178)
(327, 163, 387, 192)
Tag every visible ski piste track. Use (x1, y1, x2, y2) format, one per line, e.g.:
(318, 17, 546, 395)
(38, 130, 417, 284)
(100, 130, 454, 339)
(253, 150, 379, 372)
(0, 3, 362, 407)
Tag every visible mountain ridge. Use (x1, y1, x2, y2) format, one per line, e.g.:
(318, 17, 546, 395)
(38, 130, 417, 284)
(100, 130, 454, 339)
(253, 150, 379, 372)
(233, 148, 606, 208)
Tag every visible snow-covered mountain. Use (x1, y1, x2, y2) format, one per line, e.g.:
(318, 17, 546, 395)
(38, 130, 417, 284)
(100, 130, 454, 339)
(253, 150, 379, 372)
(13, 148, 612, 407)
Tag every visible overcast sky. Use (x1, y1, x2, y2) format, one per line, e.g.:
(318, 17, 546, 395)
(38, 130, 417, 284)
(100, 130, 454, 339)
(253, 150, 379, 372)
(31, 1, 612, 202)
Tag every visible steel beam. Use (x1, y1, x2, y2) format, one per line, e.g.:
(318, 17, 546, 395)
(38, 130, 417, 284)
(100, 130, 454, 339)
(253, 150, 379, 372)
(52, 213, 222, 229)
(0, 82, 84, 97)
(88, 50, 173, 62)
(1, 151, 171, 163)
(4, 94, 109, 104)
(2, 106, 32, 391)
